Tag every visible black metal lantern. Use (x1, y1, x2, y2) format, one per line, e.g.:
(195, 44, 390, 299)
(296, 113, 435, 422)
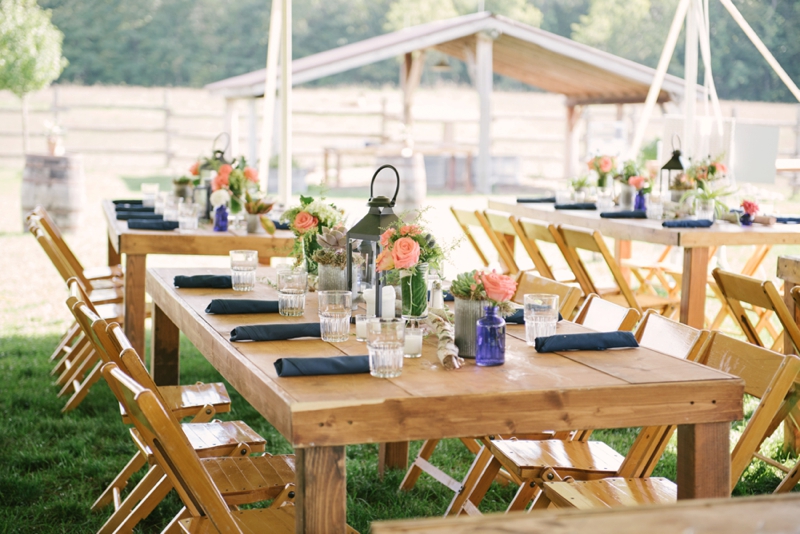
(346, 165, 400, 317)
(660, 136, 688, 197)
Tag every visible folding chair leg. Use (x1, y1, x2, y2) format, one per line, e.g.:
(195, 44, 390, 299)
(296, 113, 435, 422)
(507, 479, 540, 512)
(92, 451, 148, 510)
(55, 344, 96, 391)
(51, 335, 89, 377)
(162, 507, 190, 534)
(50, 322, 81, 362)
(399, 439, 440, 491)
(97, 466, 168, 534)
(61, 363, 103, 413)
(445, 446, 501, 517)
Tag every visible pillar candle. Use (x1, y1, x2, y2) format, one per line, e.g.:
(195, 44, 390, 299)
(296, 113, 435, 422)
(381, 285, 395, 319)
(364, 288, 375, 318)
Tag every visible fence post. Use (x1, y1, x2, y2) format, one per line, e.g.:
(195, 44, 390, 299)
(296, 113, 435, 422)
(52, 86, 60, 125)
(163, 89, 172, 169)
(380, 97, 388, 143)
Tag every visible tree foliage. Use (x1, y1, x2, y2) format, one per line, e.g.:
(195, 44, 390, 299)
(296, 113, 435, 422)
(0, 0, 66, 97)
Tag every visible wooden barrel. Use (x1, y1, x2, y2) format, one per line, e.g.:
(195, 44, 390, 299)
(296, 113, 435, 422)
(375, 153, 427, 215)
(21, 154, 86, 231)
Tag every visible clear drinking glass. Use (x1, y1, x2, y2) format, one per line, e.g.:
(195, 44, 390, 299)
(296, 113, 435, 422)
(555, 188, 573, 204)
(141, 183, 159, 207)
(178, 202, 199, 232)
(278, 270, 307, 316)
(355, 314, 371, 342)
(646, 193, 664, 220)
(163, 195, 181, 222)
(154, 191, 170, 215)
(367, 318, 405, 378)
(403, 326, 423, 358)
(596, 187, 615, 212)
(524, 294, 559, 347)
(696, 199, 715, 220)
(318, 290, 352, 342)
(230, 250, 258, 291)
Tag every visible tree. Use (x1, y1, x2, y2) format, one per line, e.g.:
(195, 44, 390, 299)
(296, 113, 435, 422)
(385, 0, 541, 31)
(0, 0, 66, 153)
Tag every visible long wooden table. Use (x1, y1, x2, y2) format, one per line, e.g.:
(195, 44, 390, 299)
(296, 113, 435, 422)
(102, 199, 294, 362)
(145, 266, 743, 534)
(492, 199, 800, 328)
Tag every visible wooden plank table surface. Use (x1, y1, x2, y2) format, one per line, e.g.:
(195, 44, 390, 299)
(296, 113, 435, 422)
(371, 492, 800, 534)
(102, 199, 295, 361)
(145, 266, 743, 534)
(491, 199, 800, 328)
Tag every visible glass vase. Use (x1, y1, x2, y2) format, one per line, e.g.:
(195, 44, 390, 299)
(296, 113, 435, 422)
(634, 191, 646, 211)
(741, 213, 753, 226)
(476, 306, 506, 367)
(619, 184, 635, 210)
(454, 297, 487, 358)
(317, 263, 347, 291)
(400, 263, 429, 320)
(213, 205, 228, 232)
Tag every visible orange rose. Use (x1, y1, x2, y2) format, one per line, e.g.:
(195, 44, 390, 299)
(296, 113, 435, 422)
(380, 228, 396, 247)
(189, 162, 200, 175)
(599, 156, 613, 173)
(399, 224, 421, 236)
(714, 162, 727, 174)
(211, 173, 229, 191)
(243, 167, 258, 183)
(480, 271, 517, 303)
(218, 164, 233, 177)
(391, 237, 420, 269)
(293, 211, 318, 233)
(376, 248, 395, 271)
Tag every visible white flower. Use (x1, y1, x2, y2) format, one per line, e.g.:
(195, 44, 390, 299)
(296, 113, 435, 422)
(306, 200, 343, 227)
(210, 189, 230, 207)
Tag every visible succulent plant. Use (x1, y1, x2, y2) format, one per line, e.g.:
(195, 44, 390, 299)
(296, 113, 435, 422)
(316, 225, 356, 251)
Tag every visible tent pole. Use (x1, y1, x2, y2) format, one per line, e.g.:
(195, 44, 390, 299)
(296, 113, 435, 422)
(476, 32, 494, 195)
(683, 0, 698, 159)
(278, 0, 292, 205)
(259, 0, 282, 193)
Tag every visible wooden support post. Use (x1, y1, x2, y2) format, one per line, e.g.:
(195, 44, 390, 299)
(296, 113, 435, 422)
(680, 247, 709, 328)
(278, 0, 292, 206)
(677, 422, 730, 499)
(784, 281, 800, 452)
(247, 98, 258, 167)
(163, 89, 172, 169)
(378, 442, 409, 478)
(296, 446, 346, 534)
(476, 32, 494, 195)
(683, 0, 699, 159)
(224, 98, 239, 161)
(400, 51, 425, 137)
(564, 105, 582, 179)
(107, 235, 120, 267)
(124, 254, 147, 357)
(150, 303, 180, 386)
(258, 0, 282, 191)
(615, 239, 632, 285)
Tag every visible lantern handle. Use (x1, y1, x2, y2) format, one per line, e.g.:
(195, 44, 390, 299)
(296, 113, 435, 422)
(671, 134, 681, 153)
(369, 164, 400, 206)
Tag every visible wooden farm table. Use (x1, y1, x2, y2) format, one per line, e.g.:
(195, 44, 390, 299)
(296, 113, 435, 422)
(102, 199, 294, 358)
(145, 266, 743, 534)
(492, 199, 800, 328)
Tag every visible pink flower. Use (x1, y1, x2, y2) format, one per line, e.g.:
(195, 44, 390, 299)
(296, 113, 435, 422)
(599, 156, 613, 174)
(217, 164, 233, 178)
(189, 162, 200, 176)
(243, 167, 258, 183)
(376, 248, 394, 271)
(380, 228, 396, 247)
(741, 200, 759, 216)
(480, 270, 517, 303)
(400, 224, 421, 236)
(587, 160, 594, 171)
(714, 162, 727, 174)
(293, 211, 318, 233)
(391, 237, 421, 269)
(211, 173, 229, 191)
(628, 175, 646, 190)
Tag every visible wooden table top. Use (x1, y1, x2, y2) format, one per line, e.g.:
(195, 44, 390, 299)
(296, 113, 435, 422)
(491, 199, 800, 248)
(102, 199, 295, 256)
(146, 267, 743, 449)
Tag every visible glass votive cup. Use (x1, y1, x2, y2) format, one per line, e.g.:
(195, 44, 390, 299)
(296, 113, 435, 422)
(163, 195, 182, 222)
(230, 250, 258, 292)
(555, 189, 573, 205)
(318, 290, 352, 342)
(355, 314, 372, 342)
(524, 293, 559, 347)
(141, 183, 159, 207)
(178, 202, 199, 232)
(278, 270, 307, 316)
(367, 318, 405, 378)
(154, 191, 170, 215)
(695, 199, 715, 221)
(403, 326, 423, 358)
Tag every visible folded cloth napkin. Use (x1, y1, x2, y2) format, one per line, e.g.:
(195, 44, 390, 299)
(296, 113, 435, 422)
(444, 290, 454, 302)
(274, 355, 369, 377)
(115, 204, 155, 213)
(517, 197, 556, 203)
(230, 322, 321, 342)
(555, 203, 597, 210)
(272, 219, 290, 230)
(600, 210, 647, 219)
(662, 219, 713, 228)
(505, 309, 563, 324)
(174, 275, 232, 289)
(112, 199, 143, 205)
(777, 217, 800, 224)
(127, 220, 178, 231)
(117, 212, 163, 220)
(534, 331, 639, 353)
(205, 299, 279, 314)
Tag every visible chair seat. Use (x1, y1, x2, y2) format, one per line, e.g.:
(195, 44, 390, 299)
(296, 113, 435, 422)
(603, 292, 679, 311)
(130, 420, 266, 459)
(96, 303, 123, 322)
(490, 439, 624, 480)
(88, 286, 124, 305)
(83, 264, 124, 281)
(543, 477, 676, 510)
(120, 382, 232, 423)
(204, 454, 296, 505)
(180, 505, 297, 534)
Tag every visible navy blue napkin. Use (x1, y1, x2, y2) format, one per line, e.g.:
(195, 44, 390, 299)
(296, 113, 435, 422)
(174, 275, 232, 289)
(600, 211, 646, 219)
(273, 220, 290, 230)
(112, 199, 143, 205)
(517, 197, 556, 203)
(505, 309, 563, 324)
(117, 212, 163, 220)
(127, 220, 178, 231)
(205, 300, 279, 314)
(662, 219, 713, 228)
(230, 322, 321, 342)
(777, 217, 800, 224)
(555, 203, 597, 210)
(534, 331, 638, 353)
(274, 355, 369, 377)
(115, 205, 155, 213)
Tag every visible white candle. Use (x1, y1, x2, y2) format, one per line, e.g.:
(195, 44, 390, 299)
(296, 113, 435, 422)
(381, 285, 396, 319)
(356, 321, 367, 340)
(364, 288, 375, 318)
(431, 287, 444, 310)
(404, 333, 422, 355)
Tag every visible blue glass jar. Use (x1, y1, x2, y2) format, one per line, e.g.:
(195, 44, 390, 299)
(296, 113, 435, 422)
(475, 305, 506, 366)
(213, 205, 229, 232)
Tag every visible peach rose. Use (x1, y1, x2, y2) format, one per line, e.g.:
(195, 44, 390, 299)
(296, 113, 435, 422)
(391, 237, 420, 269)
(243, 167, 258, 183)
(599, 156, 613, 173)
(376, 248, 394, 271)
(293, 211, 318, 233)
(218, 164, 233, 177)
(400, 224, 421, 236)
(480, 271, 517, 303)
(628, 175, 646, 190)
(714, 162, 727, 174)
(211, 173, 229, 191)
(380, 228, 396, 247)
(189, 162, 200, 176)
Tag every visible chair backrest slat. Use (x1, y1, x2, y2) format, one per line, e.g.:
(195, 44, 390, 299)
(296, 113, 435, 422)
(32, 206, 88, 279)
(634, 310, 709, 361)
(574, 294, 640, 332)
(478, 210, 519, 274)
(450, 207, 491, 268)
(513, 271, 582, 319)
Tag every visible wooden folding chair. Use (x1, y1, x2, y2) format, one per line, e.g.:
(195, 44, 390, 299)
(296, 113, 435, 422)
(512, 271, 583, 320)
(556, 225, 679, 317)
(480, 209, 522, 274)
(508, 216, 582, 285)
(542, 332, 800, 509)
(445, 315, 709, 516)
(573, 293, 640, 332)
(450, 207, 516, 274)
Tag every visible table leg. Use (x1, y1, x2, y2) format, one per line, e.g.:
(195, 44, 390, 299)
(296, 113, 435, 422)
(783, 282, 800, 452)
(378, 442, 409, 478)
(296, 446, 346, 534)
(151, 303, 180, 386)
(108, 235, 120, 267)
(615, 239, 631, 285)
(676, 422, 730, 499)
(124, 254, 147, 356)
(680, 247, 709, 328)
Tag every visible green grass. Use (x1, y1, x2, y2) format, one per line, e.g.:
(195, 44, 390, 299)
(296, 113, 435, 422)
(0, 333, 793, 533)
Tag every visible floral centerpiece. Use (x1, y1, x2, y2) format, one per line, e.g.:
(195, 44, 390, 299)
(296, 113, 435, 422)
(740, 199, 759, 226)
(628, 175, 652, 210)
(311, 225, 361, 290)
(209, 157, 259, 214)
(588, 155, 616, 188)
(243, 191, 274, 234)
(209, 189, 230, 232)
(376, 220, 445, 320)
(688, 156, 727, 190)
(281, 195, 344, 275)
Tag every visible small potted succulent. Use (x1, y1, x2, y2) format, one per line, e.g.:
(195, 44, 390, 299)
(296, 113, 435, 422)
(243, 191, 274, 234)
(172, 176, 194, 201)
(312, 225, 355, 291)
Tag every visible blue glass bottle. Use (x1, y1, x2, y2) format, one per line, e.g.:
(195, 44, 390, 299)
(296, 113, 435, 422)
(213, 204, 229, 232)
(476, 305, 506, 366)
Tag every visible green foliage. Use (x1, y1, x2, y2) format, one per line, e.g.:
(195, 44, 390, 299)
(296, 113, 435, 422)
(0, 0, 66, 97)
(385, 0, 541, 31)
